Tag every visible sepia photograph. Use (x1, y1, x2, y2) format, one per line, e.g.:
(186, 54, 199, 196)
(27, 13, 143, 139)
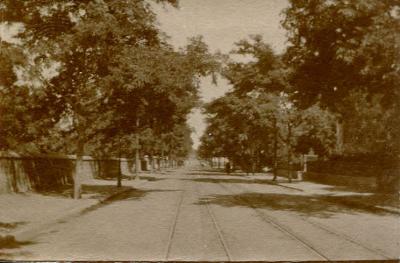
(0, 0, 399, 262)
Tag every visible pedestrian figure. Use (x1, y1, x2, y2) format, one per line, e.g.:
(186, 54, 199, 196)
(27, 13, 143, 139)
(225, 162, 231, 174)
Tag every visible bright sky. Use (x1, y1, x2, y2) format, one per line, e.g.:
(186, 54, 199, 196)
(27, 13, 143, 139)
(153, 0, 289, 149)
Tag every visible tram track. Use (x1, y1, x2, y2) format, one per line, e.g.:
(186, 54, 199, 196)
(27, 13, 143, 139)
(164, 169, 393, 261)
(194, 182, 232, 261)
(214, 182, 330, 261)
(164, 186, 185, 260)
(304, 217, 393, 259)
(164, 177, 232, 261)
(216, 180, 392, 260)
(235, 181, 393, 259)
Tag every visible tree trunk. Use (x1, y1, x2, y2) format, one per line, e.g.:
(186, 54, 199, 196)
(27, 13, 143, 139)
(169, 155, 173, 168)
(287, 122, 292, 183)
(135, 117, 141, 180)
(150, 154, 156, 172)
(117, 158, 122, 187)
(272, 118, 278, 181)
(74, 137, 84, 199)
(335, 118, 344, 155)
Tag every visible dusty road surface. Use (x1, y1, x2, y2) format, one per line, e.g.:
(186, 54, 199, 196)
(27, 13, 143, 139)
(1, 164, 399, 261)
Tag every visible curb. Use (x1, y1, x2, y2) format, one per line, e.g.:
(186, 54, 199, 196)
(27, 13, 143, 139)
(12, 186, 136, 242)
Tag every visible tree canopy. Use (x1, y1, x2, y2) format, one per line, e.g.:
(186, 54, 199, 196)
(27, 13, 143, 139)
(199, 37, 335, 173)
(282, 0, 400, 111)
(0, 0, 217, 160)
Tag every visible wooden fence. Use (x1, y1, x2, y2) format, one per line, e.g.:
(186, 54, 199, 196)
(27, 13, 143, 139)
(0, 152, 138, 194)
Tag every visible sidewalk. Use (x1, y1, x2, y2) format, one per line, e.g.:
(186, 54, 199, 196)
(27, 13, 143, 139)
(0, 177, 148, 245)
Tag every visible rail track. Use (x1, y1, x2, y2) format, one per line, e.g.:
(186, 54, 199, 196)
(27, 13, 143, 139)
(164, 169, 392, 261)
(215, 180, 392, 260)
(164, 178, 232, 261)
(194, 182, 232, 261)
(164, 186, 185, 260)
(213, 181, 330, 260)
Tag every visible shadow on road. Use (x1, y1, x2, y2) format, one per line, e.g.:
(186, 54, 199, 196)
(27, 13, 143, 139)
(187, 171, 247, 177)
(79, 188, 181, 216)
(0, 222, 33, 257)
(184, 177, 279, 186)
(0, 235, 35, 260)
(104, 188, 181, 203)
(137, 176, 166, 182)
(0, 222, 26, 230)
(0, 251, 33, 259)
(196, 192, 394, 218)
(37, 184, 139, 200)
(96, 175, 166, 182)
(0, 235, 34, 249)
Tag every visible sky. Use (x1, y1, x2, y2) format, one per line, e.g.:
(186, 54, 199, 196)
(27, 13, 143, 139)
(152, 0, 290, 148)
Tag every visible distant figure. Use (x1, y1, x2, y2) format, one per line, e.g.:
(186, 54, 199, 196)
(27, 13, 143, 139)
(225, 162, 231, 174)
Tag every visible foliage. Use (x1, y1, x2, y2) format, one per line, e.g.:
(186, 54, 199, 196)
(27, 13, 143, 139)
(339, 90, 400, 155)
(283, 0, 400, 111)
(199, 36, 336, 171)
(0, 0, 217, 162)
(282, 0, 400, 157)
(0, 43, 63, 152)
(222, 35, 290, 96)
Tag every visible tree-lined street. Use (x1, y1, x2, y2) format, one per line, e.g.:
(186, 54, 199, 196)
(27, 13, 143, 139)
(1, 164, 398, 261)
(1, 0, 399, 261)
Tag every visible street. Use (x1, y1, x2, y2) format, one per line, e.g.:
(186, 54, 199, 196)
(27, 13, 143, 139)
(1, 164, 399, 261)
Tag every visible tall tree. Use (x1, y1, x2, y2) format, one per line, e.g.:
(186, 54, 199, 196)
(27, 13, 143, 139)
(1, 0, 178, 197)
(200, 36, 336, 178)
(282, 0, 400, 154)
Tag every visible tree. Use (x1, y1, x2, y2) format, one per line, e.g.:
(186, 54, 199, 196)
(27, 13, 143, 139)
(99, 36, 218, 169)
(282, 0, 400, 154)
(1, 1, 219, 195)
(338, 90, 400, 155)
(0, 42, 63, 153)
(0, 0, 180, 197)
(199, 36, 336, 180)
(223, 35, 290, 96)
